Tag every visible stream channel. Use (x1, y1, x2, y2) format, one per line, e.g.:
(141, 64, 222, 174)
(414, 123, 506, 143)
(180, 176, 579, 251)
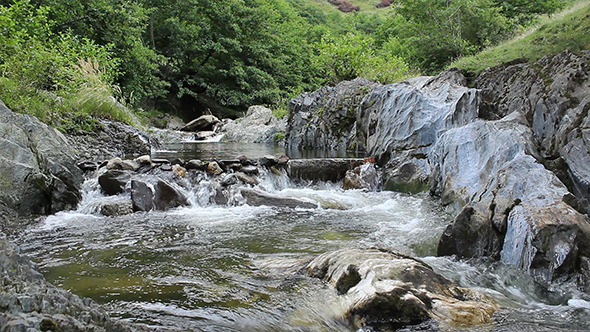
(14, 142, 590, 331)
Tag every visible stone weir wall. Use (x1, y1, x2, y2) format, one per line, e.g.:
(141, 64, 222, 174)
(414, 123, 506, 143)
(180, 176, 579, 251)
(287, 50, 590, 288)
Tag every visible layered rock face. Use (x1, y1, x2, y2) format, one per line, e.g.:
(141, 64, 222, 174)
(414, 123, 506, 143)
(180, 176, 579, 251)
(287, 50, 590, 286)
(0, 101, 83, 221)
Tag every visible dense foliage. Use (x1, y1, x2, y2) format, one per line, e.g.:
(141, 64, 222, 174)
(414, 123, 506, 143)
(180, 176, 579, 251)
(0, 0, 569, 125)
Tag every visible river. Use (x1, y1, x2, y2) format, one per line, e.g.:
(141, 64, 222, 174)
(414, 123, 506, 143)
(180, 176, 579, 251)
(14, 142, 590, 331)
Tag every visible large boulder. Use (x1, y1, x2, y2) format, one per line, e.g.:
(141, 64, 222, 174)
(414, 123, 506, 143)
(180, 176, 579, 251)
(431, 113, 590, 284)
(181, 114, 220, 132)
(0, 101, 83, 218)
(307, 248, 497, 330)
(476, 50, 590, 213)
(219, 105, 287, 143)
(356, 69, 479, 192)
(154, 180, 189, 210)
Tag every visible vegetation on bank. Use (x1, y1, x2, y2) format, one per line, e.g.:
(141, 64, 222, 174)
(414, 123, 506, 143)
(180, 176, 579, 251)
(452, 0, 590, 73)
(0, 0, 580, 132)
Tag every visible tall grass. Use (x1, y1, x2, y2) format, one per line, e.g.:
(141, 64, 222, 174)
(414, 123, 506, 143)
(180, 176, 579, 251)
(451, 1, 590, 74)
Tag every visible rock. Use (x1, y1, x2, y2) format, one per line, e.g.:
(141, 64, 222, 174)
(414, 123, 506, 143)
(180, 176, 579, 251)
(258, 155, 279, 167)
(241, 166, 259, 176)
(236, 155, 251, 165)
(154, 180, 188, 210)
(206, 162, 224, 175)
(287, 159, 363, 183)
(476, 50, 590, 214)
(77, 161, 98, 172)
(160, 163, 173, 172)
(186, 159, 206, 171)
(131, 180, 154, 212)
(240, 188, 316, 209)
(170, 158, 185, 166)
(172, 164, 187, 177)
(431, 114, 590, 284)
(287, 78, 377, 151)
(152, 158, 170, 164)
(307, 248, 497, 330)
(195, 131, 217, 140)
(100, 200, 133, 216)
(226, 162, 243, 172)
(221, 174, 238, 187)
(135, 155, 152, 165)
(181, 114, 220, 132)
(343, 163, 379, 190)
(235, 172, 259, 186)
(98, 170, 131, 195)
(218, 105, 286, 143)
(0, 235, 134, 331)
(0, 101, 83, 216)
(106, 157, 123, 170)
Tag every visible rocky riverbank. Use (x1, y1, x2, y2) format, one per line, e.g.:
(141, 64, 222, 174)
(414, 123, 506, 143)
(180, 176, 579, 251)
(287, 50, 590, 289)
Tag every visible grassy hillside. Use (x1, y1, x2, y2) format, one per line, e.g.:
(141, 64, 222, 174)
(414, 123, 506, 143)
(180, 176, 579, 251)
(451, 0, 590, 74)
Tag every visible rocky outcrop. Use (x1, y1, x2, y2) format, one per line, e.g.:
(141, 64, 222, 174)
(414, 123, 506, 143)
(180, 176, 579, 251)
(219, 105, 287, 143)
(432, 113, 590, 283)
(0, 234, 134, 331)
(476, 50, 590, 214)
(286, 52, 590, 286)
(307, 248, 497, 330)
(287, 78, 377, 152)
(0, 101, 83, 220)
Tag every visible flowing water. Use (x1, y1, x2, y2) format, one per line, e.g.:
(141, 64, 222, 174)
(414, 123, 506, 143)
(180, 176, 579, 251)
(15, 143, 590, 331)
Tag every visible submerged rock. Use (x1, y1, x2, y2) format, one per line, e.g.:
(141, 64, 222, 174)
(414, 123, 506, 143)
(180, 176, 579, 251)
(307, 248, 497, 330)
(240, 188, 316, 209)
(100, 199, 133, 216)
(0, 234, 133, 331)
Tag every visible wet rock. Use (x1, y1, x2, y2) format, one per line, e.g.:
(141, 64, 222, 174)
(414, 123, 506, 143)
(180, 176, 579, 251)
(0, 101, 83, 217)
(151, 158, 170, 164)
(154, 180, 188, 210)
(307, 248, 497, 330)
(160, 163, 173, 172)
(221, 174, 238, 187)
(186, 159, 206, 171)
(135, 155, 152, 165)
(269, 166, 283, 176)
(170, 158, 185, 166)
(106, 157, 139, 171)
(432, 114, 590, 283)
(181, 114, 220, 132)
(98, 170, 131, 195)
(77, 161, 98, 172)
(235, 172, 259, 186)
(287, 78, 377, 151)
(258, 155, 279, 167)
(287, 159, 363, 183)
(206, 162, 224, 175)
(343, 163, 380, 190)
(226, 162, 243, 172)
(241, 166, 259, 176)
(476, 50, 590, 214)
(240, 188, 316, 209)
(0, 235, 134, 331)
(277, 155, 289, 165)
(195, 131, 217, 140)
(219, 105, 286, 143)
(131, 180, 154, 212)
(172, 164, 187, 177)
(100, 199, 133, 216)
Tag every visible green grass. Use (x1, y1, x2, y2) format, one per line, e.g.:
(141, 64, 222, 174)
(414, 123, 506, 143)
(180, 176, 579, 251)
(451, 0, 590, 74)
